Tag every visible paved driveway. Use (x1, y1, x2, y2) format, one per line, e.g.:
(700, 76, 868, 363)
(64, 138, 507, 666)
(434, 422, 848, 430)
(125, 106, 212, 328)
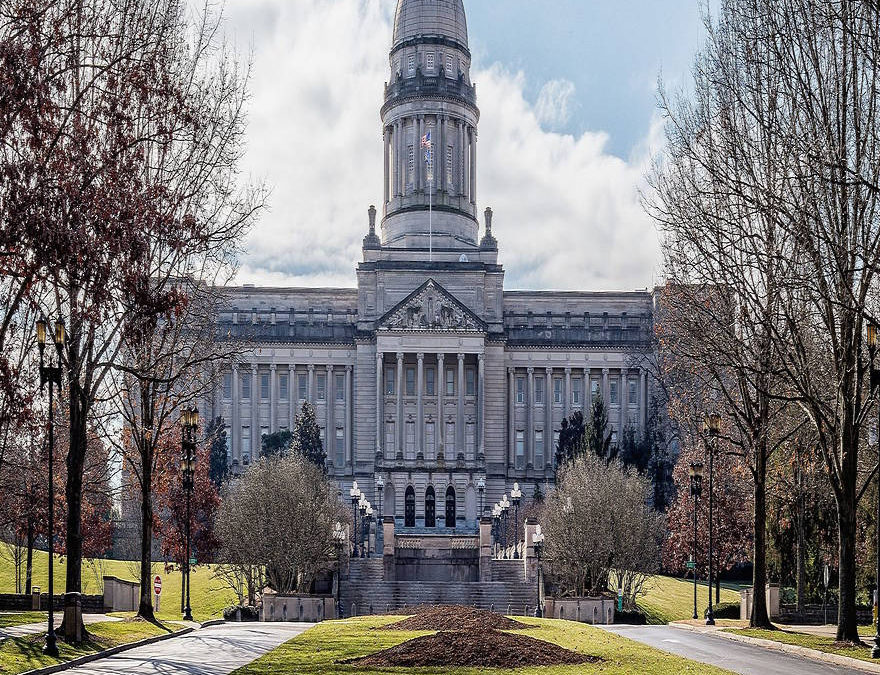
(68, 622, 313, 675)
(602, 624, 866, 675)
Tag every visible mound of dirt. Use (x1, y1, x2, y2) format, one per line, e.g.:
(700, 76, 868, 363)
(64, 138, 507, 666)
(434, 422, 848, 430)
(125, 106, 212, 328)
(344, 628, 601, 668)
(380, 605, 528, 631)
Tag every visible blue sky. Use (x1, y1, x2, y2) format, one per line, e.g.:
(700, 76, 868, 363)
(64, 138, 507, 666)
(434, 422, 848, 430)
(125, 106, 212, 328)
(226, 0, 715, 290)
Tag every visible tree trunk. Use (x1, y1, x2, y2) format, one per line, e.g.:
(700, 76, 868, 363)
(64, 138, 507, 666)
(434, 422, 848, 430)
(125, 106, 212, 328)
(137, 441, 155, 621)
(796, 474, 805, 615)
(837, 496, 860, 642)
(750, 451, 772, 628)
(62, 384, 88, 643)
(25, 519, 34, 596)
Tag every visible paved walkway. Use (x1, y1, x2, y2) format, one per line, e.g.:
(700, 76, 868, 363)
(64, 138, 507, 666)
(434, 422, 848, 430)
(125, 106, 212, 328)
(602, 624, 865, 675)
(67, 622, 313, 675)
(0, 613, 119, 638)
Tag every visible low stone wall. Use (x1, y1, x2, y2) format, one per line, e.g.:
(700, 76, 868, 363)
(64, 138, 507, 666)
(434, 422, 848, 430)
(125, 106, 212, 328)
(740, 584, 781, 621)
(0, 593, 104, 613)
(103, 576, 140, 612)
(261, 594, 335, 622)
(543, 597, 614, 625)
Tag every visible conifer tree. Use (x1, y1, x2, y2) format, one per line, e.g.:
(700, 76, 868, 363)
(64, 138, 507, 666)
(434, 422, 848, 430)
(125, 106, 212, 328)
(293, 402, 326, 471)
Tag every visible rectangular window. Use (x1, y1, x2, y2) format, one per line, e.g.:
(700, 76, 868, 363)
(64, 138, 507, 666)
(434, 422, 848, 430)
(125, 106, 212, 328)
(222, 373, 232, 400)
(260, 373, 270, 400)
(572, 378, 582, 405)
(426, 422, 435, 459)
(241, 374, 251, 400)
(336, 428, 344, 466)
(446, 368, 455, 396)
(535, 376, 545, 404)
(466, 368, 476, 397)
(629, 379, 638, 405)
(610, 380, 619, 405)
(241, 429, 251, 464)
(336, 373, 345, 401)
(408, 144, 415, 183)
(395, 58, 401, 77)
(317, 374, 327, 401)
(466, 422, 475, 459)
(426, 52, 435, 72)
(405, 421, 415, 459)
(298, 373, 308, 401)
(446, 54, 454, 77)
(279, 374, 289, 400)
(553, 430, 560, 452)
(446, 146, 454, 188)
(516, 376, 525, 404)
(385, 421, 395, 458)
(535, 429, 544, 467)
(591, 379, 600, 400)
(406, 367, 416, 396)
(445, 422, 455, 455)
(515, 430, 525, 469)
(426, 367, 435, 396)
(319, 427, 325, 445)
(385, 367, 395, 395)
(408, 53, 416, 74)
(554, 377, 563, 404)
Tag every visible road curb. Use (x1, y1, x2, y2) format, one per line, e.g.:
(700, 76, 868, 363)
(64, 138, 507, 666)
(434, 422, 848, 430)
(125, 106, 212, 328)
(669, 622, 880, 674)
(199, 619, 226, 629)
(19, 626, 194, 675)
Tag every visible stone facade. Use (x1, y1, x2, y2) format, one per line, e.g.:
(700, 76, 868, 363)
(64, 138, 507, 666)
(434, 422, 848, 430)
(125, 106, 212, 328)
(205, 0, 654, 533)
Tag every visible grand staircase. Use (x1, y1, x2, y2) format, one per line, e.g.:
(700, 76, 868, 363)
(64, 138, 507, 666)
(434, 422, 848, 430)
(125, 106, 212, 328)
(339, 556, 538, 617)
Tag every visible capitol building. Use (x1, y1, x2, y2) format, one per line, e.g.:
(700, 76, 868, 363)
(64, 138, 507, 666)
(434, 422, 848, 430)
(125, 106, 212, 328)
(210, 0, 654, 533)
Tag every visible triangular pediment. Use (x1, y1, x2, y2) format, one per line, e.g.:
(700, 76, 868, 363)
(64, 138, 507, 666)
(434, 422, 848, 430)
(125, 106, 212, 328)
(378, 280, 486, 332)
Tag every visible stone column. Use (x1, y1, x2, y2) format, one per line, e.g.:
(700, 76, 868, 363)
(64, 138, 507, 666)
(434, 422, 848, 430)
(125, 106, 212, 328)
(437, 354, 445, 459)
(376, 352, 383, 457)
(459, 122, 465, 194)
(415, 115, 422, 191)
(564, 367, 571, 420)
(439, 115, 446, 192)
(251, 365, 259, 457)
(508, 367, 515, 468)
(527, 367, 534, 469)
(269, 364, 277, 432)
(478, 354, 485, 459)
(621, 368, 628, 434)
(602, 368, 609, 406)
(396, 119, 404, 197)
(544, 367, 553, 471)
(308, 364, 316, 405)
(640, 370, 648, 431)
(346, 365, 353, 467)
(470, 128, 477, 205)
(326, 365, 334, 458)
(231, 365, 239, 463)
(396, 352, 404, 458)
(457, 353, 465, 459)
(416, 353, 424, 459)
(383, 126, 390, 204)
(288, 364, 296, 430)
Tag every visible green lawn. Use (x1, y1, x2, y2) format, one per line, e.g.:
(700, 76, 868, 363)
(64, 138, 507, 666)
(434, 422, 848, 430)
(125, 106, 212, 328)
(0, 549, 237, 622)
(0, 612, 47, 629)
(724, 627, 876, 663)
(636, 575, 741, 625)
(0, 618, 178, 674)
(232, 615, 735, 675)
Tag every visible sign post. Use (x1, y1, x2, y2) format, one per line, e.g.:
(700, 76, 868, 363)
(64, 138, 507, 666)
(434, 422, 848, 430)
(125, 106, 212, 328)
(617, 587, 623, 612)
(154, 575, 162, 612)
(823, 564, 829, 625)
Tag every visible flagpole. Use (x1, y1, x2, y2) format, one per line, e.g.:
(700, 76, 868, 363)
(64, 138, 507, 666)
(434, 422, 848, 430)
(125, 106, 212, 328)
(429, 173, 433, 263)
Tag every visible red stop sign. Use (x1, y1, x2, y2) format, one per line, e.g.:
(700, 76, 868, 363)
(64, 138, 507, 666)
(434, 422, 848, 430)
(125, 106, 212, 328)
(154, 576, 162, 595)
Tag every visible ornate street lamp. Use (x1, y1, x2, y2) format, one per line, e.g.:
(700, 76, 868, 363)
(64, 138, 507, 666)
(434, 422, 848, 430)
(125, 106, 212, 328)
(533, 525, 545, 618)
(376, 475, 385, 519)
(689, 461, 704, 621)
(704, 412, 721, 626)
(492, 503, 501, 556)
(332, 522, 345, 618)
(375, 474, 385, 551)
(36, 317, 65, 657)
(365, 505, 374, 555)
(349, 481, 361, 557)
(511, 482, 522, 558)
(500, 494, 511, 557)
(180, 405, 199, 622)
(477, 475, 486, 520)
(867, 323, 880, 657)
(358, 495, 369, 558)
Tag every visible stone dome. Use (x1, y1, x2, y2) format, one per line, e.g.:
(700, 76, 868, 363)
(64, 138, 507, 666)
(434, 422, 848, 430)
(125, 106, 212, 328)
(392, 0, 469, 51)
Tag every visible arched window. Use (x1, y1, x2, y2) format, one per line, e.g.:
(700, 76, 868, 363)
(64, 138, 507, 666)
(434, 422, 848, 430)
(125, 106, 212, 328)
(405, 486, 416, 528)
(425, 486, 436, 528)
(445, 486, 456, 529)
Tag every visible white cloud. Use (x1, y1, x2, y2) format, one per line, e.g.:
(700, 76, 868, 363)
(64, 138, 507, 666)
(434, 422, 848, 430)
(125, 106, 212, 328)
(224, 0, 660, 292)
(534, 79, 576, 130)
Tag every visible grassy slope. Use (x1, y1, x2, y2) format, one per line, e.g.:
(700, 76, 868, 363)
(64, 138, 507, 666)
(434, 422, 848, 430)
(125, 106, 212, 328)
(0, 618, 175, 674)
(637, 576, 741, 624)
(232, 615, 736, 675)
(0, 549, 236, 622)
(725, 627, 877, 663)
(0, 612, 47, 629)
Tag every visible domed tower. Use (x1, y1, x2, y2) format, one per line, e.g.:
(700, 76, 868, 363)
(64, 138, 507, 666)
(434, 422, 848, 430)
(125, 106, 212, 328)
(380, 0, 480, 250)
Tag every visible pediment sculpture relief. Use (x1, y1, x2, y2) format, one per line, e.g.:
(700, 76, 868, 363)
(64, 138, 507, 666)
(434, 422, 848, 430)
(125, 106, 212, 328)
(383, 282, 481, 332)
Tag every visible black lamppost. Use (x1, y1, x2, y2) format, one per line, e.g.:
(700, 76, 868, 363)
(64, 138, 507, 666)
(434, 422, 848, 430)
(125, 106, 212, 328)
(511, 483, 522, 558)
(492, 503, 501, 556)
(332, 522, 345, 618)
(866, 323, 880, 657)
(375, 474, 384, 551)
(358, 496, 369, 558)
(533, 525, 545, 618)
(689, 461, 704, 621)
(180, 406, 198, 622)
(500, 494, 510, 557)
(349, 481, 361, 558)
(36, 317, 65, 657)
(477, 475, 485, 520)
(704, 412, 721, 626)
(376, 475, 384, 518)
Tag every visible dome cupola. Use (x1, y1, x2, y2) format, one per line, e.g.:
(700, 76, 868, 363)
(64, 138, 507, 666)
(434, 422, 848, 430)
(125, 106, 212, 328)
(392, 0, 469, 52)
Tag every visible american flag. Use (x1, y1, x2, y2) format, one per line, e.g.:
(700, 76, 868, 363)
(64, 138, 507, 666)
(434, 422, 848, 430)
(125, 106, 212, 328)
(420, 130, 432, 149)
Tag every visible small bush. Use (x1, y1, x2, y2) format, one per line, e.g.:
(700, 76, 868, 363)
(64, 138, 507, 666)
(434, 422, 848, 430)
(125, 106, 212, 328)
(614, 609, 647, 624)
(712, 602, 740, 619)
(222, 605, 259, 621)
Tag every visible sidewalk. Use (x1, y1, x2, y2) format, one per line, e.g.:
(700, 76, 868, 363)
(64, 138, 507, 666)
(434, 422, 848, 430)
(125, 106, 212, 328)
(670, 620, 880, 674)
(0, 614, 121, 639)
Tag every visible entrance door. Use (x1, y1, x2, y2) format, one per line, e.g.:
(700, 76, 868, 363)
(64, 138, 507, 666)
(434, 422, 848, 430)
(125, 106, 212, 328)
(445, 486, 456, 529)
(405, 486, 416, 527)
(425, 486, 436, 527)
